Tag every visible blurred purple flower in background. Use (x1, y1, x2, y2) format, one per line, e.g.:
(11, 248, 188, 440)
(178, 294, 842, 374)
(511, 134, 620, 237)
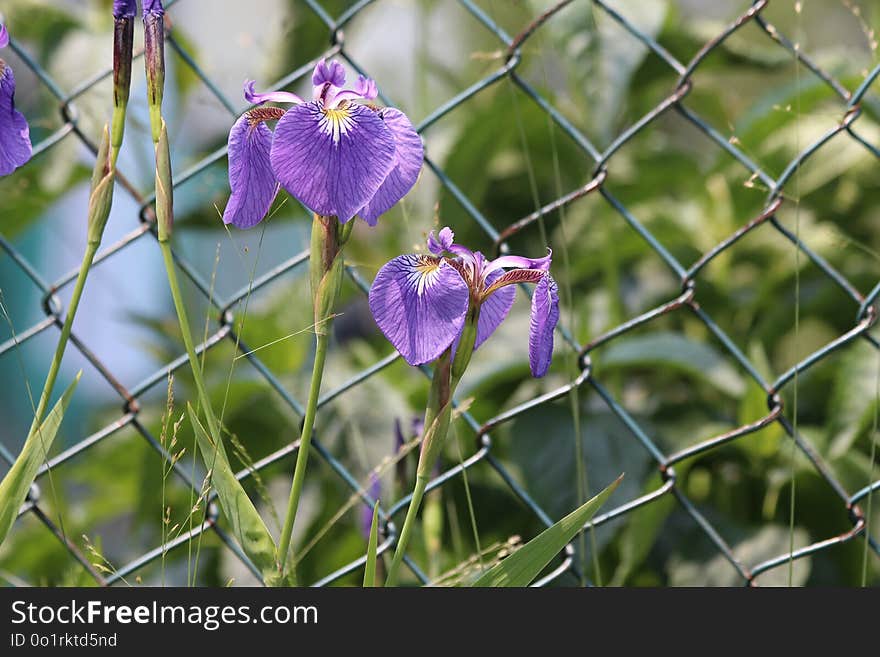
(223, 59, 423, 229)
(360, 473, 382, 540)
(369, 227, 560, 377)
(0, 24, 32, 177)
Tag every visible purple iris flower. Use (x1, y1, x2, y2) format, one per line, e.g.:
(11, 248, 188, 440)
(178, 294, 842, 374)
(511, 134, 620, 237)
(222, 59, 423, 229)
(369, 227, 560, 377)
(0, 24, 32, 177)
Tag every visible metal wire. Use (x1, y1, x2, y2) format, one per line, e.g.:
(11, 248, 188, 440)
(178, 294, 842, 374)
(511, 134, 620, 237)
(1, 0, 879, 586)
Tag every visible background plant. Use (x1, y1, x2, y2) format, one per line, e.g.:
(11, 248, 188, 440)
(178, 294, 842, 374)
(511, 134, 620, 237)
(0, 0, 878, 587)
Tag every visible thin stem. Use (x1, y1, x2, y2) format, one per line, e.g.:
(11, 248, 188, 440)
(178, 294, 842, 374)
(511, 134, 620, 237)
(385, 351, 457, 587)
(385, 474, 429, 587)
(278, 330, 330, 580)
(27, 241, 100, 435)
(158, 241, 223, 444)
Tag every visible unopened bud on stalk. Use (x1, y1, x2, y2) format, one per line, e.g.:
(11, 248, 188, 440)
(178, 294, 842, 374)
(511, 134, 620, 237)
(309, 214, 344, 333)
(111, 1, 136, 165)
(155, 121, 173, 241)
(143, 0, 166, 143)
(87, 125, 115, 245)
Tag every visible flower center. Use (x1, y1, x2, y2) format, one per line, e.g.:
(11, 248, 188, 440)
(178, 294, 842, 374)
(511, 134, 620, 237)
(319, 106, 354, 144)
(410, 255, 442, 296)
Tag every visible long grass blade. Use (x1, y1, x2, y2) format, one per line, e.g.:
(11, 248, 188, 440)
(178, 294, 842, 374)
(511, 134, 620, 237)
(187, 403, 280, 585)
(468, 475, 622, 587)
(0, 372, 81, 547)
(363, 501, 380, 587)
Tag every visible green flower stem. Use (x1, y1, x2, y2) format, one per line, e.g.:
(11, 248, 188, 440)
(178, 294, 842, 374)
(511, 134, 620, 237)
(385, 307, 479, 586)
(25, 125, 115, 438)
(278, 214, 345, 582)
(277, 329, 330, 580)
(25, 241, 99, 437)
(158, 240, 224, 449)
(384, 473, 429, 586)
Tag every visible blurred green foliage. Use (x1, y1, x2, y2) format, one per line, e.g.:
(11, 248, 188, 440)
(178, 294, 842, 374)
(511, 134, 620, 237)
(0, 0, 878, 587)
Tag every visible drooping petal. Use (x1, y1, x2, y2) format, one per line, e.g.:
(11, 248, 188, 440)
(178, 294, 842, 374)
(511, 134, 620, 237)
(358, 108, 423, 226)
(244, 80, 303, 106)
(113, 0, 137, 17)
(0, 25, 8, 49)
(0, 64, 32, 177)
(270, 101, 396, 222)
(368, 254, 469, 366)
(222, 113, 279, 229)
(355, 75, 378, 100)
(474, 268, 516, 350)
(427, 226, 455, 255)
(330, 75, 379, 107)
(528, 274, 560, 377)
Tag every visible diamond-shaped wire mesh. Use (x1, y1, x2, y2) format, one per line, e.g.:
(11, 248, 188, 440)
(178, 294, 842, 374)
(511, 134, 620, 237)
(1, 0, 878, 586)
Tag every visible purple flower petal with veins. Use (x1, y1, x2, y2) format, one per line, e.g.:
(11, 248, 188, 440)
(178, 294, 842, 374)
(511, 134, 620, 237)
(224, 59, 422, 228)
(271, 101, 396, 223)
(369, 254, 469, 365)
(359, 109, 424, 225)
(222, 113, 279, 229)
(528, 274, 559, 377)
(0, 36, 32, 177)
(474, 269, 516, 349)
(427, 227, 455, 255)
(312, 59, 346, 88)
(370, 227, 559, 377)
(244, 80, 303, 106)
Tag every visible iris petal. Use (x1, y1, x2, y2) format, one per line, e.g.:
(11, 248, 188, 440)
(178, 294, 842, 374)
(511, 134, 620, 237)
(244, 80, 303, 106)
(0, 64, 32, 177)
(270, 101, 396, 222)
(474, 268, 516, 350)
(0, 25, 8, 49)
(359, 108, 424, 226)
(485, 250, 552, 274)
(312, 59, 346, 87)
(427, 226, 454, 255)
(369, 254, 469, 366)
(528, 274, 560, 377)
(222, 113, 279, 229)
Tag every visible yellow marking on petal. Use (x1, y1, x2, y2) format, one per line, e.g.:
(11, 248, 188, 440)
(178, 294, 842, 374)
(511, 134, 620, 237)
(320, 107, 354, 143)
(415, 256, 441, 275)
(409, 255, 442, 296)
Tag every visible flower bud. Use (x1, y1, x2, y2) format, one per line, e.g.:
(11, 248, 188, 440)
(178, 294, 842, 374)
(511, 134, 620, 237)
(111, 3, 135, 163)
(87, 125, 115, 245)
(143, 0, 166, 143)
(154, 120, 173, 241)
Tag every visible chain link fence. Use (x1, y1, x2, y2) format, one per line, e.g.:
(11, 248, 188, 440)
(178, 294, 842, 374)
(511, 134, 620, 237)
(1, 0, 878, 586)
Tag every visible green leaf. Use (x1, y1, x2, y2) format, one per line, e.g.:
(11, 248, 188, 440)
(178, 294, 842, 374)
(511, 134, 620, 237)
(599, 332, 745, 397)
(363, 501, 380, 588)
(0, 371, 81, 548)
(187, 404, 280, 585)
(609, 468, 682, 586)
(469, 475, 622, 587)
